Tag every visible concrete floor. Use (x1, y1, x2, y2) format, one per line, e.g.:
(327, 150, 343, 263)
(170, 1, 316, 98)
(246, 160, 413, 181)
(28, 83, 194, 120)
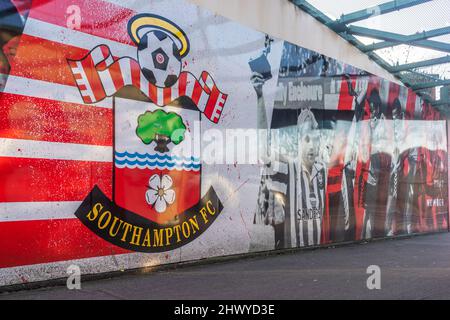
(2, 233, 450, 300)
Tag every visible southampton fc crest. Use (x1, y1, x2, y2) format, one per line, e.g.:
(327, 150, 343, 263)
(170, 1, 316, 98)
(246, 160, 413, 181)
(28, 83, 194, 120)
(67, 14, 226, 252)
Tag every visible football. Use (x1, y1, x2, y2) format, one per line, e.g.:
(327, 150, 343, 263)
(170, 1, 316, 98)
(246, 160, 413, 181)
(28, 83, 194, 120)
(137, 30, 182, 88)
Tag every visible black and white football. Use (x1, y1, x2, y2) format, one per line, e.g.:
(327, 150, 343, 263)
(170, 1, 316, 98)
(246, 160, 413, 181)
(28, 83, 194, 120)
(137, 30, 182, 88)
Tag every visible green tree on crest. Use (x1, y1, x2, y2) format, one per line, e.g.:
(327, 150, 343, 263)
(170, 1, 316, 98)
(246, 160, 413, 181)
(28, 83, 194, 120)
(136, 110, 186, 153)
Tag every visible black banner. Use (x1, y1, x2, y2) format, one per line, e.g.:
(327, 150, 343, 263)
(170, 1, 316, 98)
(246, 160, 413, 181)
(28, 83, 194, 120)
(74, 186, 223, 252)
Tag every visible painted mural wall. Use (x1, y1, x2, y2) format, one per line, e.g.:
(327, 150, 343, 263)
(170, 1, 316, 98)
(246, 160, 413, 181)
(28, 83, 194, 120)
(0, 0, 447, 287)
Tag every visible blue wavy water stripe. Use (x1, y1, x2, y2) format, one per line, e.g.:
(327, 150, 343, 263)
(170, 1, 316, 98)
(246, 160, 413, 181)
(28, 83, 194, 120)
(114, 158, 201, 169)
(115, 151, 200, 163)
(114, 156, 200, 167)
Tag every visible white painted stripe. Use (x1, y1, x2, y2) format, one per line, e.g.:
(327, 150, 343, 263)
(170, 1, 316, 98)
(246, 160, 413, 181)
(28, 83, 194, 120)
(119, 58, 132, 85)
(0, 138, 112, 162)
(74, 61, 96, 103)
(24, 18, 136, 60)
(140, 71, 149, 95)
(0, 201, 80, 222)
(98, 69, 117, 96)
(101, 0, 195, 16)
(171, 84, 179, 102)
(185, 78, 195, 98)
(157, 87, 164, 106)
(3, 75, 112, 109)
(197, 91, 209, 112)
(205, 76, 215, 90)
(101, 0, 136, 9)
(90, 46, 107, 65)
(105, 55, 115, 67)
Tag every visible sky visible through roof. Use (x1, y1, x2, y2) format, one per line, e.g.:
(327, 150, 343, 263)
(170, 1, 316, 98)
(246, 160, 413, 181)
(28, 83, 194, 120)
(308, 0, 450, 95)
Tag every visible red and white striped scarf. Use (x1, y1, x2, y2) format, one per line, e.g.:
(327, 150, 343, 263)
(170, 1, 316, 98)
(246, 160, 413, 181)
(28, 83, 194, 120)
(68, 45, 228, 123)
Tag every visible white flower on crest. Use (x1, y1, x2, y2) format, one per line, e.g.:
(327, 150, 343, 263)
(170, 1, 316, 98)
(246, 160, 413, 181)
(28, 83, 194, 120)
(145, 174, 176, 213)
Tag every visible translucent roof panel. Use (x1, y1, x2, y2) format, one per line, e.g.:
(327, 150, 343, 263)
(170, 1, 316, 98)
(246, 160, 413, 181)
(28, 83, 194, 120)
(352, 0, 450, 35)
(305, 0, 450, 94)
(308, 0, 450, 34)
(376, 45, 448, 65)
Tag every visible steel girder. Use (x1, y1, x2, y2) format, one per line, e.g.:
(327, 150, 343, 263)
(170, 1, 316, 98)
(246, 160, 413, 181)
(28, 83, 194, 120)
(346, 26, 450, 53)
(331, 0, 432, 26)
(411, 79, 450, 91)
(390, 56, 450, 73)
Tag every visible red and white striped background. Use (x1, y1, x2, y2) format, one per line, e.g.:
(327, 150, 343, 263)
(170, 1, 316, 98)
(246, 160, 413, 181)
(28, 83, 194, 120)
(0, 0, 139, 269)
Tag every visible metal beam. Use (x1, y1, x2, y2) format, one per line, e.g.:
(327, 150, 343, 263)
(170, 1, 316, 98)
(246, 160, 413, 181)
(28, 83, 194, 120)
(431, 100, 449, 107)
(363, 38, 450, 53)
(390, 56, 450, 73)
(350, 25, 450, 45)
(292, 1, 394, 70)
(348, 25, 409, 41)
(402, 69, 443, 82)
(367, 27, 450, 51)
(348, 26, 450, 53)
(411, 79, 450, 91)
(333, 0, 432, 25)
(359, 27, 450, 52)
(349, 26, 450, 53)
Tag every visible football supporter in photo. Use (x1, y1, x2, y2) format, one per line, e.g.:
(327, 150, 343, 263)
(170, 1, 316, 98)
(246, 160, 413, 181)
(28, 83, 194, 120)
(252, 64, 327, 248)
(393, 106, 438, 235)
(326, 74, 367, 243)
(323, 108, 373, 244)
(251, 40, 449, 249)
(402, 146, 422, 234)
(422, 126, 448, 232)
(341, 75, 368, 241)
(360, 88, 392, 239)
(385, 98, 406, 236)
(296, 109, 326, 247)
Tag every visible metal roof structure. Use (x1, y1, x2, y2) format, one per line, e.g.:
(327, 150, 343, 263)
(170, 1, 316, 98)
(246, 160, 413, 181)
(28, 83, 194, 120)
(291, 0, 450, 111)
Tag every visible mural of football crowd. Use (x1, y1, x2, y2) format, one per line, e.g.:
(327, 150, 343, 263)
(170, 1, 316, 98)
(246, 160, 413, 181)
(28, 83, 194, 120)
(253, 42, 448, 249)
